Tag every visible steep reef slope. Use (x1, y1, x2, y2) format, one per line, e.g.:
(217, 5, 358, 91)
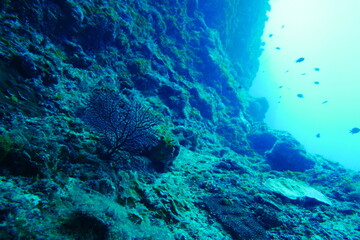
(1, 0, 360, 239)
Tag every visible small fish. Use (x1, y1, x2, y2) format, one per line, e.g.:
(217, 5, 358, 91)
(350, 127, 360, 134)
(316, 133, 320, 138)
(300, 73, 306, 76)
(281, 25, 285, 29)
(269, 34, 273, 38)
(321, 100, 328, 104)
(297, 93, 304, 98)
(278, 86, 283, 88)
(275, 47, 281, 50)
(296, 57, 305, 63)
(314, 68, 320, 71)
(314, 81, 320, 85)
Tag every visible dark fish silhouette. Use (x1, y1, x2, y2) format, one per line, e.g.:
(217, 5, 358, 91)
(350, 128, 360, 134)
(296, 57, 305, 63)
(297, 93, 304, 98)
(314, 68, 320, 71)
(316, 133, 320, 138)
(269, 34, 273, 38)
(275, 47, 281, 50)
(322, 100, 328, 104)
(314, 81, 320, 85)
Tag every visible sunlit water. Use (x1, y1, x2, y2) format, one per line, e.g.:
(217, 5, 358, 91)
(251, 0, 360, 170)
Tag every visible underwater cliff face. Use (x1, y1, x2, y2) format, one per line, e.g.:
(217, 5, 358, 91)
(0, 0, 360, 239)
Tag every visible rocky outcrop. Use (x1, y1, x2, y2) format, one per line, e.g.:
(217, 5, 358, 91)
(266, 141, 316, 172)
(264, 177, 332, 206)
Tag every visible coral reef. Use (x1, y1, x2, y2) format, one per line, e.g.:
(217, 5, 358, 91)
(0, 0, 360, 239)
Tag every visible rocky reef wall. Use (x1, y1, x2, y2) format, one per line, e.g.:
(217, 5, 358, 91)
(1, 0, 360, 239)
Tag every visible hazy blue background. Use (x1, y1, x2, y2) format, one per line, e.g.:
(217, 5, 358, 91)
(251, 0, 360, 170)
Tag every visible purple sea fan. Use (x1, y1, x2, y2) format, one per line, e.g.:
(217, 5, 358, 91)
(83, 90, 160, 158)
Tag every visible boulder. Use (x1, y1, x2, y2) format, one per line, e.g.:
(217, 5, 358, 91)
(264, 177, 332, 206)
(265, 141, 315, 172)
(248, 132, 277, 154)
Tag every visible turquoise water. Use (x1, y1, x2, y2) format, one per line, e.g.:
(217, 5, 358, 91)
(251, 0, 360, 170)
(2, 1, 360, 239)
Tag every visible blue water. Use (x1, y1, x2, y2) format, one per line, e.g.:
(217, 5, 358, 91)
(251, 0, 360, 170)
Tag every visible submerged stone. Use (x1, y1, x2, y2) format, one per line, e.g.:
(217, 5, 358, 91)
(204, 196, 268, 240)
(265, 141, 315, 172)
(248, 132, 278, 154)
(264, 177, 332, 206)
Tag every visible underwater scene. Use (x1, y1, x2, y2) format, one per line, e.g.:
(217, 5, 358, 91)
(0, 0, 359, 239)
(251, 0, 360, 171)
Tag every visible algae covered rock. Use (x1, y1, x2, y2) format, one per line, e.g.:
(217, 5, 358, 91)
(143, 136, 180, 172)
(265, 141, 315, 172)
(246, 97, 269, 121)
(264, 177, 332, 206)
(203, 196, 268, 240)
(248, 132, 278, 154)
